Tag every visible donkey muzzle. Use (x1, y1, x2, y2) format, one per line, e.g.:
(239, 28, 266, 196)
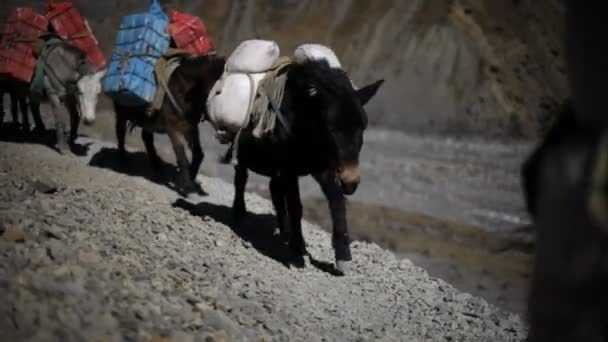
(337, 163, 360, 195)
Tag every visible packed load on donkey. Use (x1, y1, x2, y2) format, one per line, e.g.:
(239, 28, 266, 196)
(30, 2, 106, 99)
(45, 1, 106, 69)
(103, 0, 171, 106)
(0, 7, 48, 83)
(206, 41, 356, 162)
(0, 3, 105, 137)
(168, 10, 214, 56)
(104, 0, 214, 108)
(207, 39, 282, 141)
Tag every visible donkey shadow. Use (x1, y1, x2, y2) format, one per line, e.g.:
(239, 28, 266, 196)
(0, 122, 91, 156)
(89, 146, 183, 193)
(173, 198, 341, 276)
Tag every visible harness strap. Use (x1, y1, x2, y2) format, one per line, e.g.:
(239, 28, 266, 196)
(263, 86, 291, 135)
(117, 51, 162, 82)
(155, 63, 184, 115)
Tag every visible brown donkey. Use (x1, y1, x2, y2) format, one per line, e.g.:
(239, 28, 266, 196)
(113, 54, 226, 195)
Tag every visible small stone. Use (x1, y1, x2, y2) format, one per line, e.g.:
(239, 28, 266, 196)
(204, 332, 227, 342)
(31, 179, 59, 194)
(195, 302, 213, 312)
(2, 227, 25, 242)
(78, 250, 100, 265)
(42, 226, 63, 240)
(53, 265, 71, 278)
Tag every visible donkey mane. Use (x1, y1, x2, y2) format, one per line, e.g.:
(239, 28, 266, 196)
(177, 54, 226, 79)
(60, 42, 86, 59)
(288, 59, 355, 99)
(287, 59, 368, 128)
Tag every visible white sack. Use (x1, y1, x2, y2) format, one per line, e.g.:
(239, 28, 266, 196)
(225, 39, 280, 73)
(294, 44, 342, 69)
(293, 43, 358, 89)
(207, 72, 267, 133)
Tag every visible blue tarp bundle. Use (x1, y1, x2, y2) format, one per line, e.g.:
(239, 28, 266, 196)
(103, 0, 170, 106)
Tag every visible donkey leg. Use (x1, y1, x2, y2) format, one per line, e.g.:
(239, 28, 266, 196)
(167, 129, 197, 195)
(232, 164, 248, 221)
(269, 176, 290, 243)
(141, 130, 162, 168)
(0, 91, 5, 128)
(30, 99, 45, 132)
(68, 101, 80, 145)
(9, 91, 18, 126)
(115, 116, 127, 162)
(186, 127, 204, 181)
(314, 170, 352, 275)
(49, 94, 69, 154)
(285, 175, 308, 265)
(19, 95, 30, 133)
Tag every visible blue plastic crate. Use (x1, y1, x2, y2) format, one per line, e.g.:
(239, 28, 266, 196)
(103, 1, 170, 106)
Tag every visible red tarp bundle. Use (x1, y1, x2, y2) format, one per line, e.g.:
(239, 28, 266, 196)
(0, 7, 48, 82)
(168, 11, 214, 55)
(45, 2, 106, 68)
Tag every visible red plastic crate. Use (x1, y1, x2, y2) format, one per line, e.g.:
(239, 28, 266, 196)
(0, 7, 48, 82)
(45, 2, 106, 68)
(168, 11, 214, 56)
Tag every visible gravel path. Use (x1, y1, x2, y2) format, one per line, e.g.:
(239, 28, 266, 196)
(0, 139, 526, 341)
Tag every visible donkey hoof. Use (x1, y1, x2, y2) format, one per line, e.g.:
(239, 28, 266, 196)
(57, 144, 70, 155)
(336, 260, 351, 276)
(289, 254, 310, 269)
(232, 208, 246, 223)
(232, 200, 246, 222)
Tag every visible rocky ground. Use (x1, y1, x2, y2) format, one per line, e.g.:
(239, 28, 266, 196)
(0, 134, 526, 341)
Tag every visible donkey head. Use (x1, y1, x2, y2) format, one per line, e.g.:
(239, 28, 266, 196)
(76, 61, 106, 125)
(298, 60, 383, 195)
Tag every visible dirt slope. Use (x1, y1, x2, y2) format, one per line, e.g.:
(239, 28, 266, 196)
(0, 139, 525, 341)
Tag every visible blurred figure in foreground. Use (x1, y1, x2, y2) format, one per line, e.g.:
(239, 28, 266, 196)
(523, 1, 608, 341)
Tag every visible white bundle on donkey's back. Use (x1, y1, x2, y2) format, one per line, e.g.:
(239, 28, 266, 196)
(294, 43, 357, 88)
(207, 41, 353, 143)
(225, 39, 280, 73)
(207, 72, 267, 134)
(294, 44, 342, 69)
(207, 39, 280, 137)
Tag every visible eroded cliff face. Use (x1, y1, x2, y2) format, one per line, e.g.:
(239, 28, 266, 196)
(2, 0, 567, 140)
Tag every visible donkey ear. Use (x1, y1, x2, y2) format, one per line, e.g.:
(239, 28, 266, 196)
(356, 79, 384, 106)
